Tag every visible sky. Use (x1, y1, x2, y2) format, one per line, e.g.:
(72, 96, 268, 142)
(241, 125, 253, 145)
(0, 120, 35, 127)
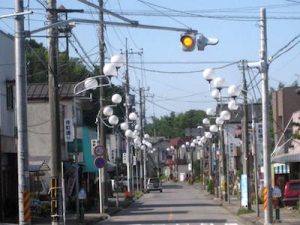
(1, 0, 300, 120)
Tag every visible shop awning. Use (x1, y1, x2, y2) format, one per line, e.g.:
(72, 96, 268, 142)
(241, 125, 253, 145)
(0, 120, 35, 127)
(29, 160, 50, 172)
(271, 139, 300, 163)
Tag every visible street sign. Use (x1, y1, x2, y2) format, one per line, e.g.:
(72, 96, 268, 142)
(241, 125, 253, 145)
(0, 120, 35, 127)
(93, 145, 106, 156)
(122, 153, 127, 164)
(94, 157, 107, 169)
(64, 118, 74, 142)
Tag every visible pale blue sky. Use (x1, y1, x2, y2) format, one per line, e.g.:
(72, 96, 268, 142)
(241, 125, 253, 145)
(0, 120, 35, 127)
(1, 0, 300, 119)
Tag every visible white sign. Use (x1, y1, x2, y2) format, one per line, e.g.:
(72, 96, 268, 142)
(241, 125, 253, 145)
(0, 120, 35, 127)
(64, 118, 74, 142)
(241, 174, 248, 207)
(91, 139, 98, 155)
(122, 153, 127, 164)
(133, 156, 136, 165)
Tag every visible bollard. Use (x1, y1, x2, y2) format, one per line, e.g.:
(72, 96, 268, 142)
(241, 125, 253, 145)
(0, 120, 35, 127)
(79, 199, 84, 222)
(275, 205, 280, 221)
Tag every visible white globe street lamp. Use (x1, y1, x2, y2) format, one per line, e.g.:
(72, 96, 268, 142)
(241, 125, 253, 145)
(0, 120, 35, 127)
(110, 54, 124, 69)
(84, 77, 98, 90)
(206, 108, 216, 116)
(108, 115, 119, 125)
(228, 99, 239, 111)
(112, 93, 122, 104)
(120, 122, 128, 131)
(215, 117, 224, 125)
(129, 112, 138, 121)
(144, 133, 150, 139)
(103, 63, 117, 76)
(209, 124, 218, 133)
(125, 129, 133, 138)
(228, 84, 241, 99)
(220, 110, 231, 121)
(211, 89, 220, 99)
(203, 68, 215, 83)
(212, 77, 225, 90)
(103, 106, 113, 116)
(203, 118, 210, 125)
(205, 132, 212, 139)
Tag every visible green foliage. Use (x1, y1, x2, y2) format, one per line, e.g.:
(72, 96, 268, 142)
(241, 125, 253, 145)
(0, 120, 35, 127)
(25, 39, 92, 83)
(145, 109, 206, 138)
(207, 179, 214, 194)
(193, 160, 201, 179)
(237, 207, 254, 215)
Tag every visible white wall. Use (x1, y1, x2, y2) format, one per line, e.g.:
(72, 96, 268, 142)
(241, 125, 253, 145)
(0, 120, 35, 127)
(0, 32, 15, 137)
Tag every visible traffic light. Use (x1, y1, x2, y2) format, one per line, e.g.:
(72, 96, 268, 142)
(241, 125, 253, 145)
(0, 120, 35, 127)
(181, 33, 219, 51)
(180, 33, 196, 51)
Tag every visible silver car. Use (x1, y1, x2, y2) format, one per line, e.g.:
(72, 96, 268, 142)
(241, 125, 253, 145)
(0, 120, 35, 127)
(146, 178, 162, 193)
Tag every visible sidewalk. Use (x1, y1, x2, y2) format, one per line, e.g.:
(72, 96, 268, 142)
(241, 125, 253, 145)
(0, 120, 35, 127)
(1, 195, 132, 225)
(194, 182, 300, 225)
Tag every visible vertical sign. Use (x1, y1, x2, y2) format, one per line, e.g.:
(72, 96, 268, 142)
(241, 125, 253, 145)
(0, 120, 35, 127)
(241, 174, 248, 207)
(91, 139, 98, 155)
(122, 153, 127, 164)
(64, 118, 74, 142)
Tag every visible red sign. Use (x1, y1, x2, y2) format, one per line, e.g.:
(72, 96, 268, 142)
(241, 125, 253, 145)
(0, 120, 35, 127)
(94, 145, 106, 156)
(165, 159, 174, 166)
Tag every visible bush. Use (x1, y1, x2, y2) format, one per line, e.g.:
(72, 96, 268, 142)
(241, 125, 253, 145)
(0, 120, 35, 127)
(207, 179, 214, 194)
(237, 207, 254, 215)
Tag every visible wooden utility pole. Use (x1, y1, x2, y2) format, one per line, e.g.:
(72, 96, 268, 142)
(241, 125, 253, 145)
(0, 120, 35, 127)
(97, 0, 106, 214)
(47, 0, 61, 223)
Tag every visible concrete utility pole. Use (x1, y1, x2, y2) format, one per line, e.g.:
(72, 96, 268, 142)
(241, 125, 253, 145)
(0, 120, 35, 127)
(139, 86, 144, 191)
(241, 60, 251, 210)
(124, 38, 132, 192)
(260, 8, 273, 224)
(97, 0, 106, 214)
(47, 0, 61, 223)
(15, 1, 30, 224)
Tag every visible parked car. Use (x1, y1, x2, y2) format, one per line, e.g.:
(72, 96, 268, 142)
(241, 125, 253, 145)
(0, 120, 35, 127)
(146, 177, 162, 193)
(283, 180, 300, 206)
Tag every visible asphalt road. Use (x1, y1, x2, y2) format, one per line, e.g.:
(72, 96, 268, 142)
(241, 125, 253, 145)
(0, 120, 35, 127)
(99, 182, 242, 225)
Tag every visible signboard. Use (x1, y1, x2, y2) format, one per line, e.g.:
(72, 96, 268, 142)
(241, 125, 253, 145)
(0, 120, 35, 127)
(91, 139, 98, 155)
(93, 145, 106, 156)
(94, 157, 107, 169)
(241, 174, 248, 207)
(133, 156, 137, 166)
(64, 118, 74, 142)
(122, 153, 127, 164)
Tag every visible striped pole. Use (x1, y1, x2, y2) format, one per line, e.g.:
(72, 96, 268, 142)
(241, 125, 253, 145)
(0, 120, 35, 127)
(263, 187, 268, 210)
(23, 192, 31, 223)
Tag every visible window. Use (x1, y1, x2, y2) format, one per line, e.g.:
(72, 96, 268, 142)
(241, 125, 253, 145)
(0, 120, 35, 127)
(6, 81, 14, 111)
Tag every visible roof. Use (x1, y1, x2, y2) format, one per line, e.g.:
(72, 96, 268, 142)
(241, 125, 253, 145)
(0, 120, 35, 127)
(27, 82, 85, 100)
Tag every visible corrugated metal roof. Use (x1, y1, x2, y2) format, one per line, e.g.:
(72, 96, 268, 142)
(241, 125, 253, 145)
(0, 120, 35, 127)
(27, 82, 84, 100)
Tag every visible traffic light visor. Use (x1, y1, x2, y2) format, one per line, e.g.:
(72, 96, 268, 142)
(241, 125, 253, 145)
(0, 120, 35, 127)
(181, 35, 194, 47)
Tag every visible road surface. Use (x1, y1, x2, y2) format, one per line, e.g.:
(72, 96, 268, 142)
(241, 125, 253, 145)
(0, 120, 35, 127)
(99, 182, 242, 225)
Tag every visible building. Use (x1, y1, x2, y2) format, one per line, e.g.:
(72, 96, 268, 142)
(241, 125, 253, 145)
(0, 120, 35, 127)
(272, 86, 300, 146)
(0, 31, 17, 222)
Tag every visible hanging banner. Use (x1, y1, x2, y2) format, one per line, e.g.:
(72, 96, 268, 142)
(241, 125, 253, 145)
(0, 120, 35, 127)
(241, 174, 248, 207)
(64, 118, 74, 142)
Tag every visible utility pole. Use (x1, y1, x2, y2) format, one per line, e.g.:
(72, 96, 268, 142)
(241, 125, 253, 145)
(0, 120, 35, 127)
(252, 105, 260, 217)
(124, 38, 132, 193)
(142, 88, 147, 190)
(260, 8, 273, 224)
(240, 60, 251, 210)
(139, 86, 144, 191)
(48, 0, 61, 223)
(15, 1, 30, 224)
(97, 0, 106, 214)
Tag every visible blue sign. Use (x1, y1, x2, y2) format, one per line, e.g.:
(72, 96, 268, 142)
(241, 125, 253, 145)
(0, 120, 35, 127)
(94, 157, 107, 169)
(241, 174, 248, 207)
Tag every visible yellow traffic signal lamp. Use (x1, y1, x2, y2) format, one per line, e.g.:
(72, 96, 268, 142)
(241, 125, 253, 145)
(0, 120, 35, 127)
(180, 33, 196, 51)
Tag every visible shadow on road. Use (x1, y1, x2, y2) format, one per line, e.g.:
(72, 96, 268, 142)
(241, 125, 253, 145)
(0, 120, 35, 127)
(104, 218, 228, 224)
(135, 202, 220, 208)
(162, 183, 183, 189)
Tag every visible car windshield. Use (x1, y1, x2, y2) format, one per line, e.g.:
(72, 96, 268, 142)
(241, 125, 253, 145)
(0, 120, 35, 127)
(290, 183, 300, 191)
(150, 178, 159, 183)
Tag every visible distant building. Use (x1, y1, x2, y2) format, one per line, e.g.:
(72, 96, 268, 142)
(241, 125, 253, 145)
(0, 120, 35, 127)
(271, 87, 300, 183)
(0, 31, 17, 222)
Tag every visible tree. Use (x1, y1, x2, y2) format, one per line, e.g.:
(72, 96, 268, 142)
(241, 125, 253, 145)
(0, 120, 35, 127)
(145, 109, 206, 138)
(25, 39, 92, 83)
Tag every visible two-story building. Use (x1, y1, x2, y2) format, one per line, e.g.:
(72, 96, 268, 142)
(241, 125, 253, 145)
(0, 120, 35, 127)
(0, 31, 17, 222)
